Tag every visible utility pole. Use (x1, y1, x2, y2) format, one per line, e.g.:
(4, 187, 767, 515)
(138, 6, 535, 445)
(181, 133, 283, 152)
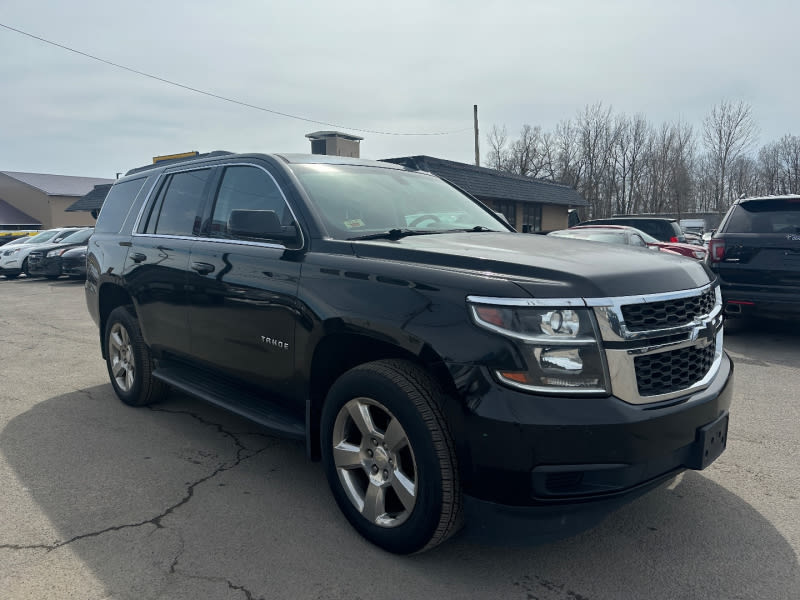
(473, 105, 480, 166)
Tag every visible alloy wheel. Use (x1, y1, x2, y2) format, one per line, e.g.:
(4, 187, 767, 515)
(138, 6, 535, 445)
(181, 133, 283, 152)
(108, 322, 136, 392)
(331, 397, 418, 527)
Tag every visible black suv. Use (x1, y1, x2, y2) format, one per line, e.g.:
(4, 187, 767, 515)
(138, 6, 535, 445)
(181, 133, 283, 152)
(578, 216, 687, 243)
(709, 195, 800, 318)
(86, 152, 733, 554)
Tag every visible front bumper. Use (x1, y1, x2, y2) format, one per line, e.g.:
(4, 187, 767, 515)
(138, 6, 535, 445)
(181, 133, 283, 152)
(61, 256, 87, 278)
(26, 255, 62, 277)
(448, 353, 733, 508)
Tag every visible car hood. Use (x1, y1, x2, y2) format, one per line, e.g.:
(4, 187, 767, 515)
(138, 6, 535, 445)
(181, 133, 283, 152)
(351, 232, 713, 298)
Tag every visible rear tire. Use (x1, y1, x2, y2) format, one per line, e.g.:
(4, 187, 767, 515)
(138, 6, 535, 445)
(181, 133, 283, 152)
(3, 272, 19, 279)
(104, 306, 167, 406)
(321, 359, 462, 554)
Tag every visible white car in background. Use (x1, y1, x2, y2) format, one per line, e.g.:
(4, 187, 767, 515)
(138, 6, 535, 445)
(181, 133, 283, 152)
(0, 228, 82, 279)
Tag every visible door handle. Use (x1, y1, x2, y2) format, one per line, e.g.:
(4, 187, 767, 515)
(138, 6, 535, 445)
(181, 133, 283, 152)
(130, 252, 147, 263)
(191, 261, 215, 275)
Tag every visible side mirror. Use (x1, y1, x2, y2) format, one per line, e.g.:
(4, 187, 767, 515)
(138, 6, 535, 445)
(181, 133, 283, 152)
(228, 209, 298, 243)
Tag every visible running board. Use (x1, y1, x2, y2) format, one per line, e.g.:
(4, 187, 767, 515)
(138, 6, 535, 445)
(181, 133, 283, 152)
(153, 361, 305, 440)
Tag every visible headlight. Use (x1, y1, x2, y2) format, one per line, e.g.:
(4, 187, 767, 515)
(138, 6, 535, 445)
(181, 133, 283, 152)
(469, 301, 609, 395)
(47, 249, 65, 257)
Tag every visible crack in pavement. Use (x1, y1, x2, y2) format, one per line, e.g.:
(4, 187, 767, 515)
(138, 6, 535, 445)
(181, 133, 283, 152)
(166, 531, 265, 600)
(225, 579, 264, 600)
(0, 408, 278, 554)
(148, 405, 279, 462)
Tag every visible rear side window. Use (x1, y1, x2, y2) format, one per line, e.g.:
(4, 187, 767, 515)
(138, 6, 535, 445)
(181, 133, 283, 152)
(95, 178, 147, 234)
(142, 169, 212, 236)
(208, 166, 291, 239)
(724, 199, 800, 234)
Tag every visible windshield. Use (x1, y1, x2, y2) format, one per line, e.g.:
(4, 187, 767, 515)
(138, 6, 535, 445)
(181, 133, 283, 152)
(58, 228, 94, 244)
(5, 236, 33, 246)
(27, 229, 60, 244)
(289, 164, 510, 240)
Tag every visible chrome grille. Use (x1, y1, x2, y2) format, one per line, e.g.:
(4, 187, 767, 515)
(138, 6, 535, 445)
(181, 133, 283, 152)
(634, 342, 716, 396)
(621, 287, 716, 331)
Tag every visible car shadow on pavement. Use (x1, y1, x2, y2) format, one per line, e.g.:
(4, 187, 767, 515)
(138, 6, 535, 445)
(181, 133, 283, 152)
(2, 384, 798, 600)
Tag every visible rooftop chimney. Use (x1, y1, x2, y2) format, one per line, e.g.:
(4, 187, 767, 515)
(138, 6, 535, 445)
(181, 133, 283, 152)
(306, 131, 363, 158)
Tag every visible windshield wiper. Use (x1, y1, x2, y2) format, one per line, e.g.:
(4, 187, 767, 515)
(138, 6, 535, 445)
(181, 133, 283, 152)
(348, 229, 436, 241)
(457, 226, 498, 232)
(347, 225, 499, 241)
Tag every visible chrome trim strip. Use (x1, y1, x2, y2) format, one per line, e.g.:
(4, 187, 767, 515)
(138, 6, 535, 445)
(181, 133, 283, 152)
(467, 296, 588, 307)
(191, 236, 286, 250)
(130, 233, 196, 242)
(494, 373, 608, 395)
(583, 281, 716, 307)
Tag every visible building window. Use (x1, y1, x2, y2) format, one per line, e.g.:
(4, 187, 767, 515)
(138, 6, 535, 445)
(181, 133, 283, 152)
(522, 203, 542, 233)
(488, 199, 516, 229)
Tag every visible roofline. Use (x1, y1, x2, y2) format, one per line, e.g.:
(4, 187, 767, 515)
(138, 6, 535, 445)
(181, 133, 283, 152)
(380, 155, 578, 190)
(0, 171, 113, 197)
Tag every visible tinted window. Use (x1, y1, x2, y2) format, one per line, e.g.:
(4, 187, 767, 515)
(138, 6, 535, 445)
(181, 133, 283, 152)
(26, 230, 60, 244)
(145, 169, 211, 236)
(95, 178, 147, 234)
(209, 166, 290, 239)
(58, 228, 94, 244)
(725, 199, 800, 234)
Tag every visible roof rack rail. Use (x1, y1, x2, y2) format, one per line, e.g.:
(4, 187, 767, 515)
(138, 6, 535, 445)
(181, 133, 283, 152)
(124, 150, 234, 176)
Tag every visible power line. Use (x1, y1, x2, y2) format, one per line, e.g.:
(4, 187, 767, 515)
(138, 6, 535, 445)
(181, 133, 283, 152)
(0, 22, 471, 136)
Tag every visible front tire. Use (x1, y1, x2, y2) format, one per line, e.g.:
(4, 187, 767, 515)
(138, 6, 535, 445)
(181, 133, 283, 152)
(104, 306, 167, 406)
(321, 359, 462, 554)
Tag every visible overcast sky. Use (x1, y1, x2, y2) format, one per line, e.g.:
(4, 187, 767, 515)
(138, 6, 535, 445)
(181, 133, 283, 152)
(1, 0, 797, 178)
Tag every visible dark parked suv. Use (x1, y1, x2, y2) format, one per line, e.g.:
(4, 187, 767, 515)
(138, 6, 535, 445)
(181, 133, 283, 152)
(578, 216, 687, 243)
(86, 152, 733, 553)
(708, 195, 800, 318)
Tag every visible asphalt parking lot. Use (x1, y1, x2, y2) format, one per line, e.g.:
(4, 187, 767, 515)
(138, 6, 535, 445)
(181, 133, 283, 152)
(1, 278, 798, 600)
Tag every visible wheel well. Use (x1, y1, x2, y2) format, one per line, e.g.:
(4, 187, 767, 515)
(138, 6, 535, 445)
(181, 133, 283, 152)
(98, 284, 134, 358)
(306, 333, 454, 460)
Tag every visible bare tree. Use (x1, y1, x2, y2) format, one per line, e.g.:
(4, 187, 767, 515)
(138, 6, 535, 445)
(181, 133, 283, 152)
(577, 103, 618, 217)
(552, 119, 584, 191)
(506, 124, 545, 178)
(485, 124, 509, 171)
(702, 100, 758, 211)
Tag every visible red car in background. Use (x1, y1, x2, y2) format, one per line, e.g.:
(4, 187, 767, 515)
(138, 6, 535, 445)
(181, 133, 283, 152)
(549, 225, 707, 260)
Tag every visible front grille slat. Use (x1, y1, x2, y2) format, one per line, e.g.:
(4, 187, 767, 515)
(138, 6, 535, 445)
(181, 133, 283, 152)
(621, 288, 716, 331)
(634, 342, 716, 396)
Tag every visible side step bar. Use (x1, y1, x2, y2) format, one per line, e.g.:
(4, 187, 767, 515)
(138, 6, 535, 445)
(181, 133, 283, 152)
(152, 361, 305, 440)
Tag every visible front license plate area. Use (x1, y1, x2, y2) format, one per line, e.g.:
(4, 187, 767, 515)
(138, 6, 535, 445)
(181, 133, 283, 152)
(692, 413, 729, 470)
